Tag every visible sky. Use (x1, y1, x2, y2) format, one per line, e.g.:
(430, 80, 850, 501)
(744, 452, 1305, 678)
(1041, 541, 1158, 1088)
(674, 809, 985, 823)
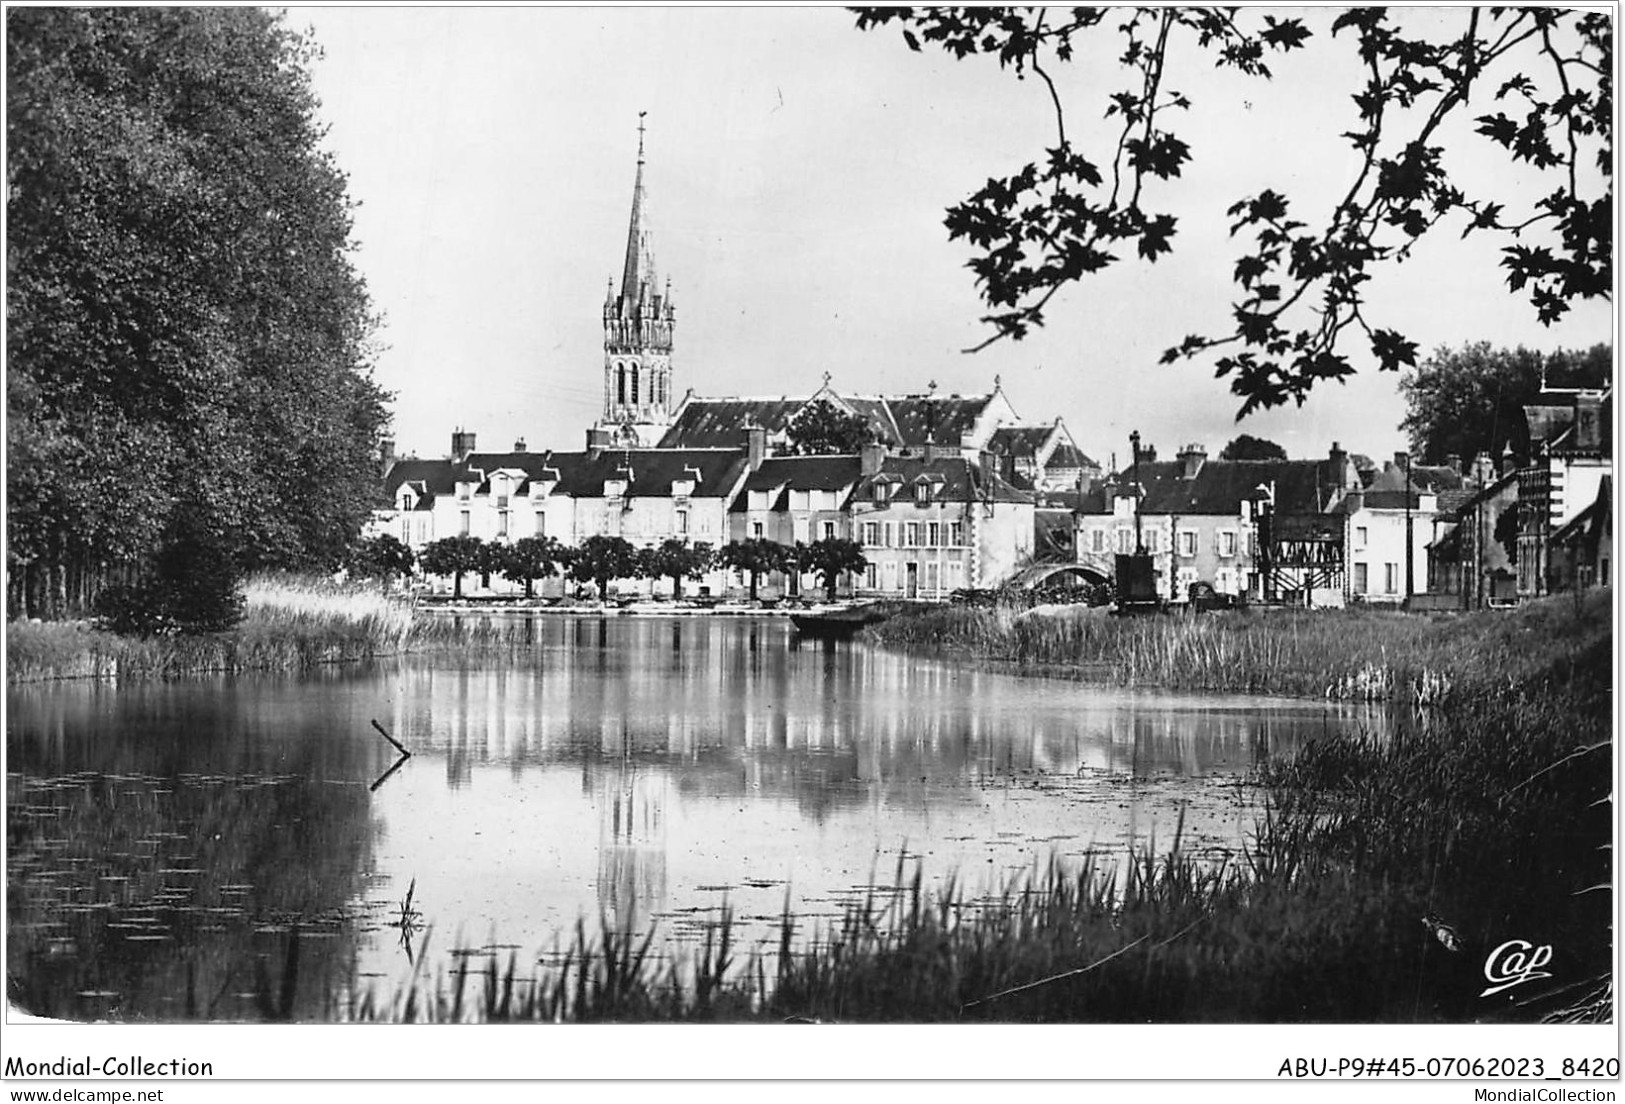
(288, 6, 1614, 468)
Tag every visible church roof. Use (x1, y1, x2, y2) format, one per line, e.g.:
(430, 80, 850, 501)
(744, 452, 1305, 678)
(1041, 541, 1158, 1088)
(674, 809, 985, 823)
(656, 398, 807, 448)
(887, 393, 995, 447)
(988, 425, 1052, 457)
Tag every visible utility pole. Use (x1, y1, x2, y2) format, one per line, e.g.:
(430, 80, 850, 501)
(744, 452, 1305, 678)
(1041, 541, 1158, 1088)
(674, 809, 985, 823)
(1130, 430, 1144, 554)
(1404, 451, 1414, 608)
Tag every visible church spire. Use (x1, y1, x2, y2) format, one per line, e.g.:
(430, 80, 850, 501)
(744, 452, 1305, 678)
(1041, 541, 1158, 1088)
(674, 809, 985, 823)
(600, 113, 676, 446)
(618, 112, 656, 309)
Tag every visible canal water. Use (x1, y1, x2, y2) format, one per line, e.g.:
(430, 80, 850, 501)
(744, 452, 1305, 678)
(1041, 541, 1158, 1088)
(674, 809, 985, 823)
(7, 615, 1383, 1020)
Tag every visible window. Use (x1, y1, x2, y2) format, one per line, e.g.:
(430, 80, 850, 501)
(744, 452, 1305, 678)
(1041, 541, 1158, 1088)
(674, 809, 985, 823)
(1248, 531, 1258, 558)
(872, 484, 888, 505)
(927, 522, 941, 547)
(1220, 531, 1237, 558)
(1384, 563, 1399, 594)
(925, 562, 940, 593)
(862, 522, 880, 546)
(822, 521, 836, 541)
(1091, 528, 1105, 553)
(1354, 562, 1368, 594)
(864, 564, 877, 589)
(884, 522, 895, 547)
(914, 482, 931, 503)
(535, 511, 547, 537)
(630, 367, 639, 405)
(1178, 530, 1198, 557)
(460, 511, 471, 537)
(905, 522, 920, 547)
(751, 521, 764, 540)
(1144, 529, 1160, 554)
(950, 521, 965, 547)
(616, 364, 626, 405)
(1117, 529, 1134, 553)
(497, 511, 509, 538)
(676, 510, 689, 536)
(1355, 526, 1368, 550)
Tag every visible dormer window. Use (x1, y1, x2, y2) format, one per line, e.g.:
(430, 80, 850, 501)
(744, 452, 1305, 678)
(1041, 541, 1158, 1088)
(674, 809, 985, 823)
(605, 479, 628, 499)
(914, 482, 932, 504)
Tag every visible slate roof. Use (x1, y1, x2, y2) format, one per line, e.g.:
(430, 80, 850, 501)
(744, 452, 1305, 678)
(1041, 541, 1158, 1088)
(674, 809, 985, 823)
(1144, 459, 1347, 515)
(1071, 457, 1350, 517)
(549, 448, 749, 498)
(1445, 470, 1519, 520)
(988, 425, 1052, 457)
(854, 456, 1033, 505)
(1552, 475, 1612, 547)
(740, 455, 863, 493)
(732, 455, 863, 512)
(657, 395, 904, 449)
(1046, 441, 1094, 470)
(656, 399, 806, 448)
(887, 393, 994, 447)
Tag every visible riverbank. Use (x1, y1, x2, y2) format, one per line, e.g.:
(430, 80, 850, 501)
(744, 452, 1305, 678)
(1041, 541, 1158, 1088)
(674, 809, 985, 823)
(351, 590, 1611, 1022)
(5, 586, 913, 682)
(864, 595, 1606, 705)
(8, 575, 462, 683)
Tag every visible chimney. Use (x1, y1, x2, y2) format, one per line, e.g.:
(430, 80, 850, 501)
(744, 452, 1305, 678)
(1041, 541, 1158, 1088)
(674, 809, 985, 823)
(1327, 441, 1350, 491)
(451, 429, 476, 463)
(743, 424, 766, 471)
(379, 436, 396, 478)
(860, 441, 886, 477)
(514, 437, 527, 453)
(1176, 443, 1206, 480)
(1472, 453, 1496, 486)
(586, 426, 614, 458)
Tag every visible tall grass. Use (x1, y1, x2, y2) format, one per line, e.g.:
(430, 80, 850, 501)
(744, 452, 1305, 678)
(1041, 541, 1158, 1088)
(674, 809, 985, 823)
(866, 592, 1611, 704)
(4, 573, 502, 683)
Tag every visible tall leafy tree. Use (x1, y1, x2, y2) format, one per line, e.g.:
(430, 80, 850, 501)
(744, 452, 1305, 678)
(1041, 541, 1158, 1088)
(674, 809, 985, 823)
(642, 539, 714, 599)
(500, 535, 564, 599)
(1219, 435, 1288, 461)
(567, 535, 639, 601)
(718, 538, 793, 602)
(419, 536, 485, 599)
(785, 399, 878, 455)
(348, 534, 416, 583)
(1400, 342, 1611, 467)
(856, 8, 1611, 416)
(799, 538, 868, 601)
(7, 8, 388, 621)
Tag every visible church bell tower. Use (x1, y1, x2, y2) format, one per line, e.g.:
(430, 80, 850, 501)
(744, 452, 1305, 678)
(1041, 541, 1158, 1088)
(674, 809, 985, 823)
(599, 114, 676, 447)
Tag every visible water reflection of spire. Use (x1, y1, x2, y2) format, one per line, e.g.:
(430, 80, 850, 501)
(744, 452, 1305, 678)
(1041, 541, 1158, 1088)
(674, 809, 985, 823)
(595, 761, 668, 934)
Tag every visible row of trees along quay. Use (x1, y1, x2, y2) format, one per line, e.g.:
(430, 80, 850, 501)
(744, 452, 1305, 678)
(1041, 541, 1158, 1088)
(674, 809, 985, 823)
(375, 533, 869, 603)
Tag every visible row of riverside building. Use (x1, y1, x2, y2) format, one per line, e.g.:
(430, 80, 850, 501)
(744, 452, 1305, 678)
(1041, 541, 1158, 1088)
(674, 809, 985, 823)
(370, 125, 1613, 607)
